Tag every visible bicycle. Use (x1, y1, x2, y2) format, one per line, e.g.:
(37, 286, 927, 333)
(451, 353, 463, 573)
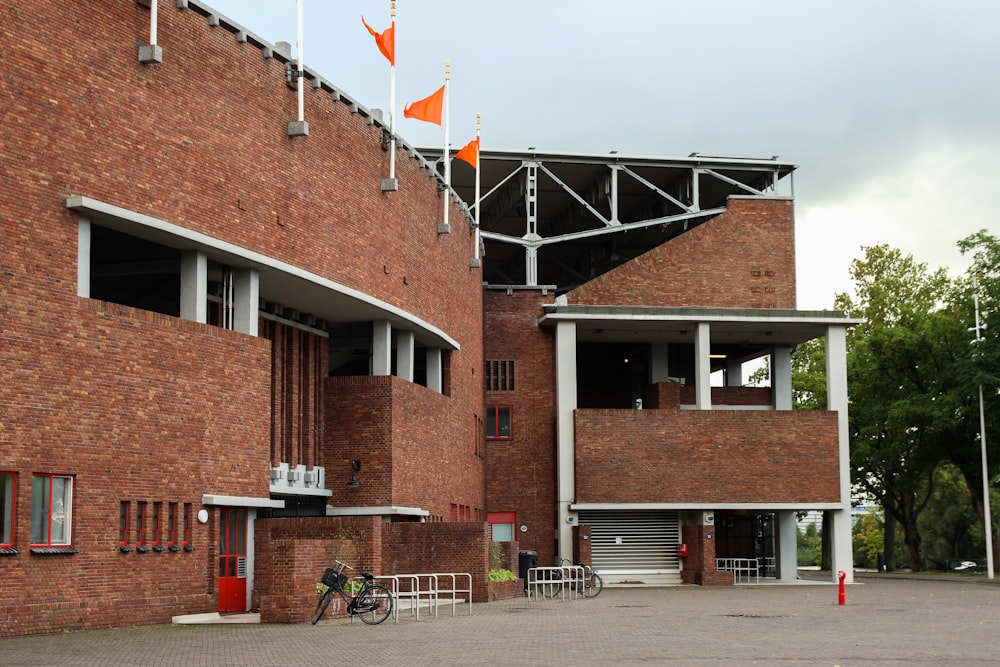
(311, 559, 394, 625)
(536, 560, 603, 599)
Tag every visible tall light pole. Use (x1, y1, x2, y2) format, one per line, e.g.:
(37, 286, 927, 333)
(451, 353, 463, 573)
(973, 276, 994, 579)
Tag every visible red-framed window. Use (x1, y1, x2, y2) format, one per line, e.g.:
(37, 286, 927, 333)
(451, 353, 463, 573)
(183, 503, 192, 549)
(488, 511, 516, 542)
(135, 501, 147, 552)
(151, 502, 162, 550)
(485, 405, 512, 439)
(1, 473, 16, 548)
(167, 502, 178, 549)
(118, 501, 130, 547)
(30, 474, 73, 547)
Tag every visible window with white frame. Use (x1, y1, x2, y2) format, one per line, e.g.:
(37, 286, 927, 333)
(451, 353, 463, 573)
(31, 474, 73, 546)
(1, 473, 15, 549)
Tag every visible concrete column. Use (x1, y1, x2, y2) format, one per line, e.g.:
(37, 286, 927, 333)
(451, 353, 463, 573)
(826, 325, 853, 583)
(695, 322, 711, 410)
(650, 341, 670, 383)
(372, 320, 392, 376)
(772, 346, 793, 410)
(232, 268, 259, 336)
(180, 251, 208, 324)
(426, 348, 443, 393)
(396, 330, 415, 382)
(555, 320, 578, 563)
(77, 217, 90, 298)
(777, 510, 799, 581)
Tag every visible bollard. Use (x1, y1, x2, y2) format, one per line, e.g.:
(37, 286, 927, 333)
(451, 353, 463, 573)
(837, 570, 846, 605)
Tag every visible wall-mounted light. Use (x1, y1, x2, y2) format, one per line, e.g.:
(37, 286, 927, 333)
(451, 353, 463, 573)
(348, 460, 361, 488)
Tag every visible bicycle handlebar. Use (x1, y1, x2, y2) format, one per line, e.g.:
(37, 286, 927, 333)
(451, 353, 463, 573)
(333, 558, 355, 570)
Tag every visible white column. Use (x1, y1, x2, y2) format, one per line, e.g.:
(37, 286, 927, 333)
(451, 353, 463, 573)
(180, 251, 208, 324)
(555, 320, 578, 563)
(695, 322, 711, 410)
(372, 320, 392, 376)
(396, 330, 415, 382)
(826, 325, 853, 583)
(777, 510, 799, 582)
(77, 217, 90, 298)
(426, 348, 443, 393)
(772, 346, 793, 410)
(232, 268, 259, 336)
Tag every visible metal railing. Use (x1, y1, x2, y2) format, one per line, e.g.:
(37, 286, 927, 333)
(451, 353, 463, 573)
(715, 558, 760, 584)
(371, 572, 472, 622)
(526, 565, 584, 601)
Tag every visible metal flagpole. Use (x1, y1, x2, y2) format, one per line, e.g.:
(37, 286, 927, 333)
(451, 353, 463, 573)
(296, 0, 304, 123)
(443, 61, 451, 230)
(474, 113, 481, 260)
(973, 276, 995, 579)
(388, 1, 396, 180)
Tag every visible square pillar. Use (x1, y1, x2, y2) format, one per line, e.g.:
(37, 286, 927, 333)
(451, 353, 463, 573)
(233, 268, 259, 336)
(396, 330, 415, 382)
(372, 320, 392, 376)
(772, 346, 793, 410)
(77, 217, 90, 298)
(180, 251, 208, 324)
(695, 322, 711, 410)
(555, 320, 578, 563)
(426, 348, 443, 393)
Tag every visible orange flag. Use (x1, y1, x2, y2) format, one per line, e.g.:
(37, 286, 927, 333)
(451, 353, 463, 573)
(454, 137, 479, 169)
(361, 16, 395, 66)
(403, 85, 445, 125)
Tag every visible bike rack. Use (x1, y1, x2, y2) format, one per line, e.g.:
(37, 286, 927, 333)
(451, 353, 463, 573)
(526, 565, 584, 601)
(372, 572, 472, 621)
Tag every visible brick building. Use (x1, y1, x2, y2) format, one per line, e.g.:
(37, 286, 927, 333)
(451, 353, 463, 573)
(1, 0, 854, 637)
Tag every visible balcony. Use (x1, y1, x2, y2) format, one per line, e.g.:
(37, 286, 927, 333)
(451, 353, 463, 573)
(574, 408, 841, 505)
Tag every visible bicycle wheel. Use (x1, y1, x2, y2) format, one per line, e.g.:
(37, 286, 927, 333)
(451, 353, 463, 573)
(353, 584, 393, 625)
(311, 589, 335, 624)
(582, 572, 603, 598)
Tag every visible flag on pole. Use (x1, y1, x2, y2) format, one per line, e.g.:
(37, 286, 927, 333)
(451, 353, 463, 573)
(361, 15, 395, 66)
(403, 85, 445, 125)
(454, 137, 479, 169)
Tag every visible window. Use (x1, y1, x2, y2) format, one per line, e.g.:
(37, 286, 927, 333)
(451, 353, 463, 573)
(167, 502, 178, 550)
(135, 501, 147, 552)
(31, 474, 72, 546)
(1, 473, 15, 550)
(488, 512, 516, 542)
(183, 503, 192, 550)
(485, 405, 512, 439)
(486, 360, 515, 392)
(118, 501, 130, 549)
(473, 414, 484, 456)
(152, 502, 163, 551)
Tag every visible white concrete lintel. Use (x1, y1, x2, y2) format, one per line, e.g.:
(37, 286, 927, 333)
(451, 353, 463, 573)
(202, 494, 285, 508)
(326, 506, 429, 517)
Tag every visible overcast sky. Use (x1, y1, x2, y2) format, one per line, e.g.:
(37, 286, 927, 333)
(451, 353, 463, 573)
(202, 0, 1000, 310)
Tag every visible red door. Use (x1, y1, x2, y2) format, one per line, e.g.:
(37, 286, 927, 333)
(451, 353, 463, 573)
(218, 508, 248, 614)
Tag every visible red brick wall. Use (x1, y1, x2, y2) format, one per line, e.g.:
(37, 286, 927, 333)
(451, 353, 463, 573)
(0, 300, 272, 636)
(568, 198, 796, 309)
(484, 290, 559, 567)
(1, 0, 482, 636)
(323, 376, 485, 519)
(574, 409, 841, 504)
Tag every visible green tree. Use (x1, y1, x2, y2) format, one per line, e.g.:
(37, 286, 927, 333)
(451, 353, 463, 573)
(837, 244, 956, 571)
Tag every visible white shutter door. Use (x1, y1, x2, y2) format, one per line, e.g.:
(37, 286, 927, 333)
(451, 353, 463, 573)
(578, 510, 680, 573)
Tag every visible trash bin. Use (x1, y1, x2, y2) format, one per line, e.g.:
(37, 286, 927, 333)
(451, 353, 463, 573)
(877, 552, 886, 573)
(518, 550, 538, 593)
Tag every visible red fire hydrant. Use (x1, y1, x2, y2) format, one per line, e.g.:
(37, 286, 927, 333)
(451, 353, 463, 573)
(838, 570, 846, 605)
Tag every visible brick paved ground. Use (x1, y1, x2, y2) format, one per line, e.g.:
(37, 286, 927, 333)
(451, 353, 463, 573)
(1, 574, 998, 666)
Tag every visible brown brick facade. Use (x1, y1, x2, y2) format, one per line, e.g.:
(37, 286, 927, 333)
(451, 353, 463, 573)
(574, 409, 841, 504)
(569, 198, 796, 309)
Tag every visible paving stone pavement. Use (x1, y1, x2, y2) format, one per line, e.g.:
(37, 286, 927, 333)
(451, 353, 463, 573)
(1, 574, 998, 666)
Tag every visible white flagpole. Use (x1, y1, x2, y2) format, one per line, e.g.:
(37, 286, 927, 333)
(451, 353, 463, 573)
(296, 0, 304, 123)
(443, 61, 451, 230)
(474, 113, 481, 260)
(388, 1, 396, 180)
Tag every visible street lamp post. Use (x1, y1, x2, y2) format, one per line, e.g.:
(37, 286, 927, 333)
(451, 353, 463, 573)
(973, 277, 994, 579)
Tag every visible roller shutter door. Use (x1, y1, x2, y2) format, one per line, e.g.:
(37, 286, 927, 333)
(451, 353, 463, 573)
(577, 510, 680, 573)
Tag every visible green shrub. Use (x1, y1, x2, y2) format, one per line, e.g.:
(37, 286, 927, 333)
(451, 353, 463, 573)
(488, 568, 517, 582)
